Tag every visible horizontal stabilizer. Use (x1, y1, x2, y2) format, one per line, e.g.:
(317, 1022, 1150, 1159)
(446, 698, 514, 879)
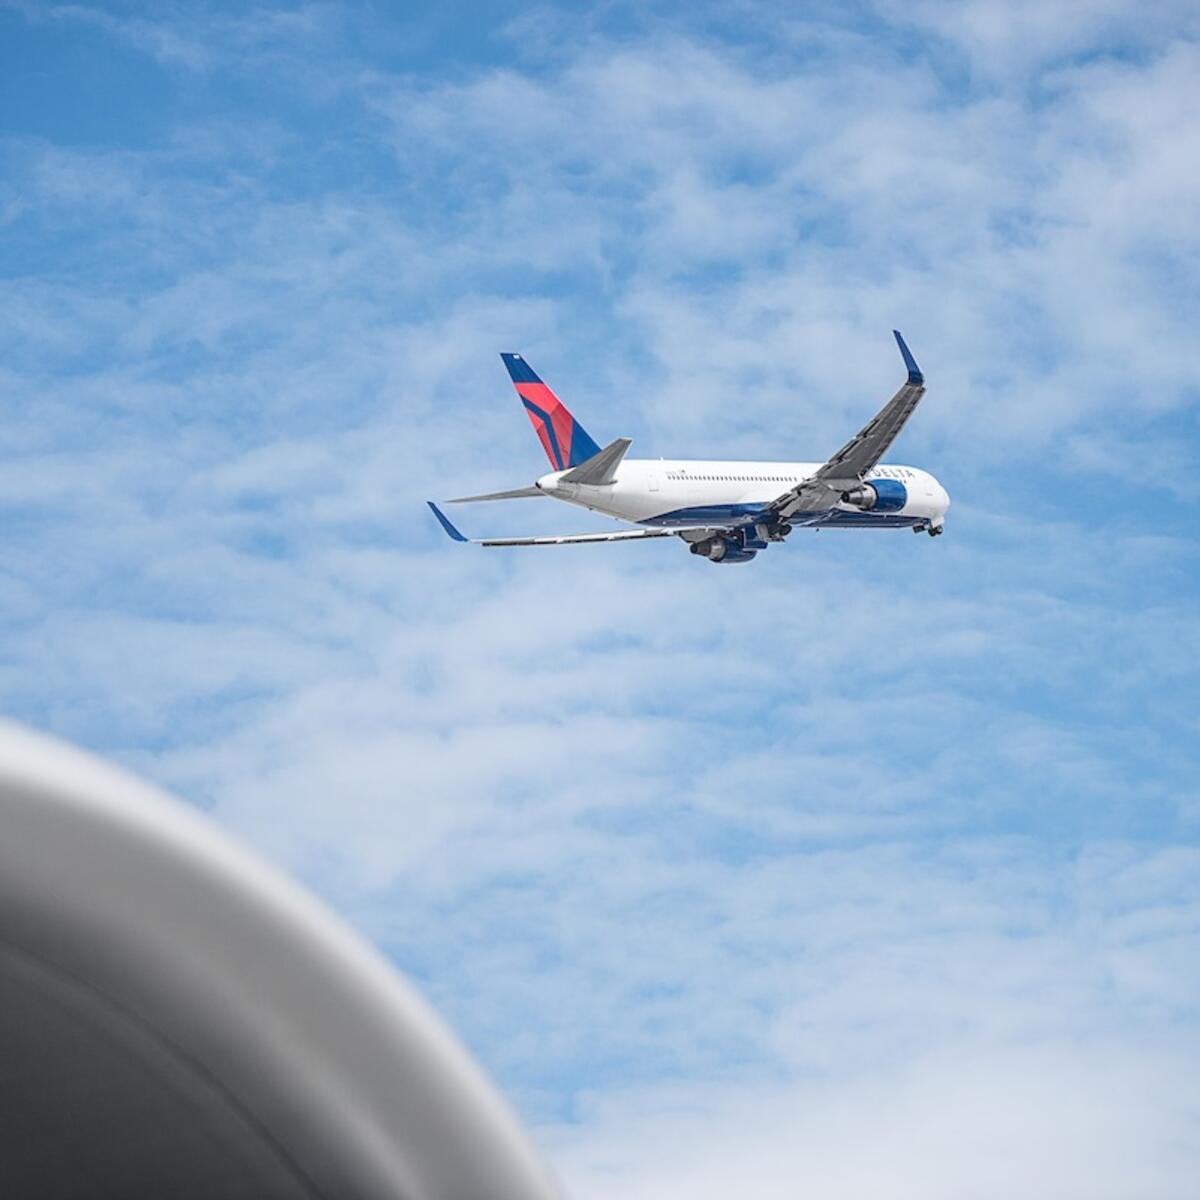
(559, 437, 632, 486)
(446, 486, 544, 503)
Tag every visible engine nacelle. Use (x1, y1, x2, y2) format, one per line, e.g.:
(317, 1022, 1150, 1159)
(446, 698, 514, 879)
(689, 537, 758, 564)
(841, 478, 907, 513)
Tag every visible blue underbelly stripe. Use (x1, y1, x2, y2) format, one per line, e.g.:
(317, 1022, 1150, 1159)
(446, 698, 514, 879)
(639, 504, 921, 529)
(639, 504, 770, 528)
(817, 511, 923, 527)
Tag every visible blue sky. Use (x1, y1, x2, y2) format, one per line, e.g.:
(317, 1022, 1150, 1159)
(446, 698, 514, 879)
(2, 2, 1199, 1195)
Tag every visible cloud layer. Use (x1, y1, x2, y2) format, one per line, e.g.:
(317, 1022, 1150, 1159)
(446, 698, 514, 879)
(1, 2, 1198, 1195)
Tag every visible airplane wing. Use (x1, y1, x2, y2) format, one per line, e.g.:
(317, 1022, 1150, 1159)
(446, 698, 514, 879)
(428, 502, 675, 547)
(469, 530, 674, 548)
(770, 330, 926, 520)
(817, 330, 925, 480)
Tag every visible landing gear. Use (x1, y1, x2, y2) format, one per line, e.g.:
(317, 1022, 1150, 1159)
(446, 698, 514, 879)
(927, 524, 943, 537)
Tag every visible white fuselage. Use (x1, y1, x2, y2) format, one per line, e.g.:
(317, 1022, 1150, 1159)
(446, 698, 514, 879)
(536, 459, 950, 530)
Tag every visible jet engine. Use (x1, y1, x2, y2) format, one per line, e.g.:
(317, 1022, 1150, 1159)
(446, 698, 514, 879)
(689, 537, 758, 564)
(841, 478, 907, 513)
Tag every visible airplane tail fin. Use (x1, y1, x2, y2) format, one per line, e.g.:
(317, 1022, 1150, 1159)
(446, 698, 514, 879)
(501, 353, 602, 470)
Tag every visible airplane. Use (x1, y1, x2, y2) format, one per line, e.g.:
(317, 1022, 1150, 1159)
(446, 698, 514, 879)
(428, 330, 949, 564)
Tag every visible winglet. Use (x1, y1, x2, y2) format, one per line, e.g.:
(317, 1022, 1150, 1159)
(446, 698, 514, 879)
(427, 501, 468, 543)
(893, 330, 924, 386)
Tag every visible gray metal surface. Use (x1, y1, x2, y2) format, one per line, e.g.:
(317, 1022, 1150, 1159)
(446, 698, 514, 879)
(0, 723, 560, 1200)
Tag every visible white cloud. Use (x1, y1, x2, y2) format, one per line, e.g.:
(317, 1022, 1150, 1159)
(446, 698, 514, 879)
(18, 2, 343, 73)
(550, 1037, 1200, 1198)
(1, 4, 1198, 1194)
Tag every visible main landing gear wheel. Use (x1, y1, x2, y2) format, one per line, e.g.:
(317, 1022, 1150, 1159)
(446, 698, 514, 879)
(928, 525, 943, 537)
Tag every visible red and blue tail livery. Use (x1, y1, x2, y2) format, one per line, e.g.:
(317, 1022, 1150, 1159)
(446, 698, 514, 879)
(501, 353, 602, 470)
(431, 332, 949, 565)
